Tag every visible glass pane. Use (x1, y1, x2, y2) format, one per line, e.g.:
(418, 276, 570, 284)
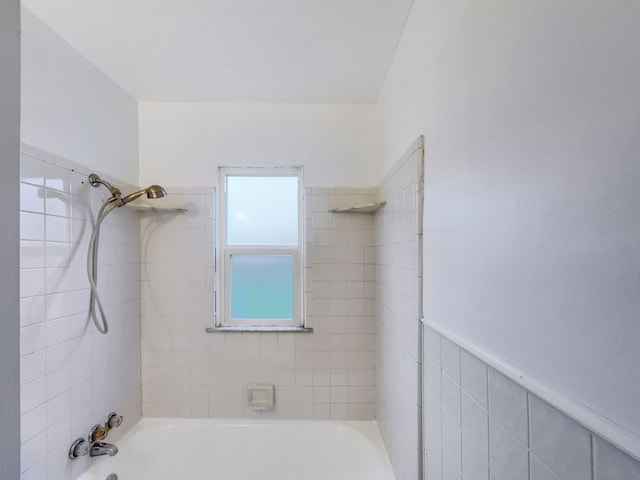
(227, 175, 298, 245)
(230, 254, 293, 319)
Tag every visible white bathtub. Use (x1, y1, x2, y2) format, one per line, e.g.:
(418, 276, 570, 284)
(76, 418, 397, 480)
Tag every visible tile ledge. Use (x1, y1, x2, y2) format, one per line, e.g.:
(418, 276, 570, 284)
(206, 326, 313, 333)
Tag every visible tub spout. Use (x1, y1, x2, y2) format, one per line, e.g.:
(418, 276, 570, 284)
(90, 442, 118, 457)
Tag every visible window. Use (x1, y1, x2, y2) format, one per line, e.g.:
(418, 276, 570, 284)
(215, 167, 305, 330)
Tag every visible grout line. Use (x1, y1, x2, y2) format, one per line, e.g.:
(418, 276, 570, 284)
(486, 359, 491, 414)
(526, 392, 531, 449)
(591, 434, 596, 480)
(487, 367, 492, 473)
(527, 392, 532, 479)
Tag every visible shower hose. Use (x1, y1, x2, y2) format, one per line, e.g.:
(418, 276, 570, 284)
(87, 199, 119, 334)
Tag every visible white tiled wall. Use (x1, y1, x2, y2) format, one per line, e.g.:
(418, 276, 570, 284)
(423, 324, 640, 480)
(375, 138, 424, 480)
(19, 145, 142, 480)
(140, 186, 377, 420)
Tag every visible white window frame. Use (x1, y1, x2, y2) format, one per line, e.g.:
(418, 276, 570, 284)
(214, 166, 305, 330)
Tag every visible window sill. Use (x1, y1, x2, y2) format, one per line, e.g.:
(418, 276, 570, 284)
(205, 326, 313, 333)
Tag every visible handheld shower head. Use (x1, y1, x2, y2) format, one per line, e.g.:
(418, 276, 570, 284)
(144, 185, 167, 199)
(120, 185, 167, 205)
(88, 174, 167, 207)
(87, 175, 169, 335)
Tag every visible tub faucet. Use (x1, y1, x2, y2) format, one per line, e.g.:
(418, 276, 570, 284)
(90, 442, 119, 457)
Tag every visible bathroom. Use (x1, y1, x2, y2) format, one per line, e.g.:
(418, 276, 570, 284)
(2, 0, 640, 479)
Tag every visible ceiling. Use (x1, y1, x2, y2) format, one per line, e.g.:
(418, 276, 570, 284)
(22, 0, 415, 103)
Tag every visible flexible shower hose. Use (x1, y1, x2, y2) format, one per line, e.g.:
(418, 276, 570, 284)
(87, 200, 119, 334)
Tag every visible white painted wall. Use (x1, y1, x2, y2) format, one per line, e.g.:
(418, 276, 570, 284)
(21, 8, 139, 184)
(380, 0, 640, 450)
(139, 103, 381, 187)
(0, 1, 21, 478)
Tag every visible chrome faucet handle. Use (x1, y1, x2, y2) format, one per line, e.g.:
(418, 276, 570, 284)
(106, 412, 123, 430)
(69, 438, 89, 459)
(90, 424, 109, 442)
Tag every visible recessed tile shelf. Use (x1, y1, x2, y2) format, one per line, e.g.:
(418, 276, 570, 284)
(329, 201, 386, 214)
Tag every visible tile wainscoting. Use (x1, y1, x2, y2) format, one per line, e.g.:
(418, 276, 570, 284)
(19, 144, 142, 480)
(423, 323, 640, 480)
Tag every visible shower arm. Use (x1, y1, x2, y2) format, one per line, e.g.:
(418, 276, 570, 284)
(89, 173, 123, 205)
(119, 189, 147, 206)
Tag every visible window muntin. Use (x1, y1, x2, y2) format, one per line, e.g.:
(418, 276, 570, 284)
(217, 167, 303, 329)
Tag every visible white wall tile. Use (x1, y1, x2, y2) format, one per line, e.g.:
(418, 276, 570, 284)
(45, 242, 72, 269)
(462, 435, 489, 480)
(488, 368, 529, 446)
(21, 154, 46, 186)
(20, 404, 47, 443)
(45, 343, 70, 374)
(140, 188, 375, 421)
(20, 183, 45, 214)
(20, 149, 142, 480)
(20, 296, 46, 327)
(377, 150, 423, 480)
(425, 394, 443, 480)
(22, 271, 48, 303)
(424, 326, 441, 366)
(530, 454, 562, 480)
(462, 392, 489, 462)
(20, 378, 46, 415)
(442, 412, 462, 478)
(46, 366, 71, 400)
(593, 436, 640, 480)
(461, 350, 488, 409)
(425, 331, 640, 480)
(44, 163, 71, 193)
(20, 212, 45, 241)
(442, 373, 461, 426)
(45, 215, 71, 242)
(20, 324, 46, 356)
(489, 417, 528, 480)
(45, 294, 69, 322)
(441, 337, 461, 385)
(45, 189, 71, 218)
(20, 351, 46, 386)
(21, 241, 46, 270)
(20, 431, 46, 473)
(529, 395, 592, 480)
